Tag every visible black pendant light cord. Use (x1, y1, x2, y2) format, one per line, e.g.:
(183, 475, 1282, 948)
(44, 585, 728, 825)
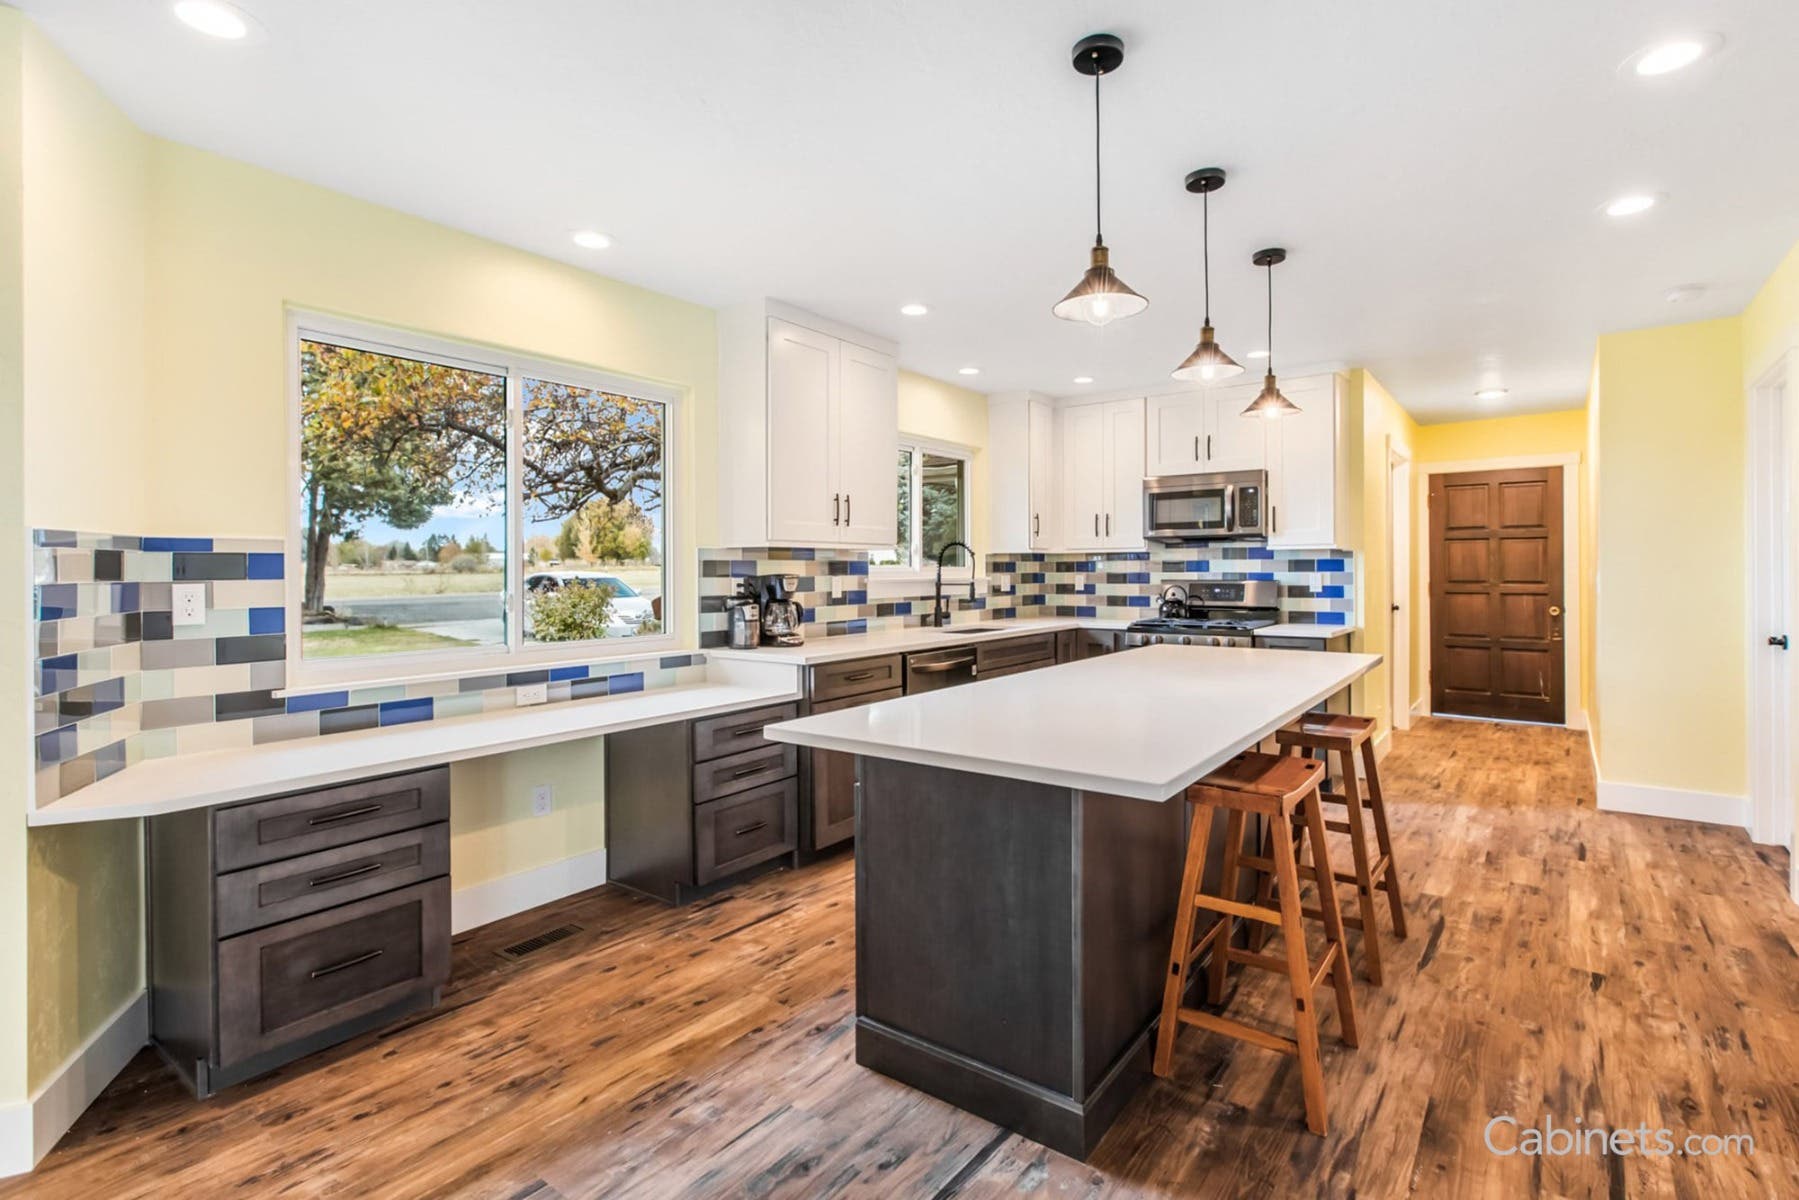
(1092, 65, 1103, 246)
(1265, 260, 1275, 371)
(1202, 190, 1211, 323)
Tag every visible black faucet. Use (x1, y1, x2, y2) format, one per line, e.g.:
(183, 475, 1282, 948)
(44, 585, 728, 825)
(931, 541, 977, 627)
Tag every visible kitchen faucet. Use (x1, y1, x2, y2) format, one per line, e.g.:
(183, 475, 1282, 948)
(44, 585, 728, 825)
(930, 541, 977, 628)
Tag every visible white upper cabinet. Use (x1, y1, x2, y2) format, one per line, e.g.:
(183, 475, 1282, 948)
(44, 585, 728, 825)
(1146, 385, 1268, 476)
(717, 302, 899, 548)
(988, 393, 1058, 550)
(835, 339, 899, 544)
(1265, 374, 1345, 548)
(1060, 398, 1145, 550)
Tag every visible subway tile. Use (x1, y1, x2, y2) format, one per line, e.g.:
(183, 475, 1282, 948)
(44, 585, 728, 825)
(319, 704, 380, 736)
(215, 634, 285, 664)
(285, 690, 349, 714)
(250, 660, 286, 692)
(506, 669, 549, 687)
(457, 673, 510, 693)
(142, 695, 217, 730)
(347, 685, 406, 706)
(252, 711, 321, 745)
(378, 697, 433, 727)
(92, 549, 124, 582)
(140, 610, 174, 641)
(170, 663, 253, 699)
(175, 720, 254, 754)
(549, 664, 590, 681)
(245, 553, 285, 580)
(211, 580, 287, 609)
(431, 693, 488, 720)
(142, 536, 213, 553)
(141, 637, 215, 670)
(570, 676, 612, 700)
(215, 689, 284, 722)
(34, 529, 78, 548)
(173, 552, 247, 581)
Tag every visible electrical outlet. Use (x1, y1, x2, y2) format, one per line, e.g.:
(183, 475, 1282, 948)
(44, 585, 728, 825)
(515, 682, 549, 706)
(531, 784, 553, 817)
(172, 583, 207, 627)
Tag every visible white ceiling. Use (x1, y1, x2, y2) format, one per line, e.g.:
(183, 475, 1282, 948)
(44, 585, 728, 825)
(23, 0, 1799, 421)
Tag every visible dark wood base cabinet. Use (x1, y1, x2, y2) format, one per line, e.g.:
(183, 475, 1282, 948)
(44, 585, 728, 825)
(148, 767, 452, 1097)
(606, 703, 801, 905)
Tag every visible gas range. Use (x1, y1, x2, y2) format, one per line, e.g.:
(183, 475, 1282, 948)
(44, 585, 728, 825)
(1125, 580, 1279, 648)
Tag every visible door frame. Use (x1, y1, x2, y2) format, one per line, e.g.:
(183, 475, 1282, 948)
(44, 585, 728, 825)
(1417, 452, 1583, 729)
(1746, 349, 1796, 862)
(1387, 443, 1412, 732)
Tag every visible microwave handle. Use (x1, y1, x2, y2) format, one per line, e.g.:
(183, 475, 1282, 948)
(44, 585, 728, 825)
(1223, 483, 1237, 534)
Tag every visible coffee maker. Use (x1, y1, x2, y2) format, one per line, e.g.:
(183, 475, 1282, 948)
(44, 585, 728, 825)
(758, 576, 806, 647)
(726, 579, 760, 650)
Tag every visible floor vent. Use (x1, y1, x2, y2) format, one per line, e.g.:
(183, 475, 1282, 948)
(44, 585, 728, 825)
(499, 924, 583, 960)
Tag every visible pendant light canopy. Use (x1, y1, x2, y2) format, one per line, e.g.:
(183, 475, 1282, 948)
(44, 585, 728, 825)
(1053, 34, 1148, 326)
(1171, 167, 1244, 382)
(1242, 248, 1302, 419)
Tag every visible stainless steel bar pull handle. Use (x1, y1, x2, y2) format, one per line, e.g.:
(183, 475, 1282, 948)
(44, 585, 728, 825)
(1771, 635, 1790, 649)
(310, 949, 383, 979)
(733, 820, 768, 837)
(307, 861, 382, 888)
(1207, 434, 1212, 460)
(833, 494, 841, 525)
(1194, 435, 1199, 460)
(308, 803, 383, 827)
(845, 494, 851, 523)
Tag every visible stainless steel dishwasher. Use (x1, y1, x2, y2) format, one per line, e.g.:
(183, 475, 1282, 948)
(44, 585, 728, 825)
(904, 646, 979, 692)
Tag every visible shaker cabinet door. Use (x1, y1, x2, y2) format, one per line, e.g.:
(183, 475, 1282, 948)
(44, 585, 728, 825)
(766, 318, 841, 544)
(835, 340, 899, 545)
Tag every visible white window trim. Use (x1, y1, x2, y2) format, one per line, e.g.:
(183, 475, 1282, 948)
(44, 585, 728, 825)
(871, 435, 976, 581)
(283, 309, 683, 693)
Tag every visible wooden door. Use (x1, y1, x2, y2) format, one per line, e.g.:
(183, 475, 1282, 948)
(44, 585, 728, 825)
(1429, 466, 1565, 723)
(833, 340, 898, 545)
(765, 318, 839, 544)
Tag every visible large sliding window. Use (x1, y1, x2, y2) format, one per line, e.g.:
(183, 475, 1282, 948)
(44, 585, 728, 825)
(290, 313, 675, 685)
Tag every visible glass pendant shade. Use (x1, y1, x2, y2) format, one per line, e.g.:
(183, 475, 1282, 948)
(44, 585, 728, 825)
(1171, 324, 1244, 382)
(1053, 243, 1149, 326)
(1242, 372, 1303, 418)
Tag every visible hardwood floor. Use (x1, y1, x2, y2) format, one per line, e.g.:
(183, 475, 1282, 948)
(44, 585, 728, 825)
(8, 718, 1796, 1199)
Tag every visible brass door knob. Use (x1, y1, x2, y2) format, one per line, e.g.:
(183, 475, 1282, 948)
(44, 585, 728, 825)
(1548, 605, 1562, 617)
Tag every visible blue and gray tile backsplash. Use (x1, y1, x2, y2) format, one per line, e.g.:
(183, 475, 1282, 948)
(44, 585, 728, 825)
(33, 529, 706, 805)
(698, 543, 1355, 646)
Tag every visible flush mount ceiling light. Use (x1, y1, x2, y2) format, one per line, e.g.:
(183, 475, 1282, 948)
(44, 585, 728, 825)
(899, 303, 929, 317)
(1627, 34, 1721, 77)
(1664, 284, 1706, 303)
(1171, 168, 1244, 383)
(1242, 249, 1301, 419)
(1475, 388, 1509, 401)
(571, 230, 612, 249)
(958, 366, 981, 376)
(1245, 349, 1270, 360)
(1603, 193, 1660, 218)
(1073, 375, 1094, 384)
(1053, 34, 1147, 327)
(173, 0, 254, 39)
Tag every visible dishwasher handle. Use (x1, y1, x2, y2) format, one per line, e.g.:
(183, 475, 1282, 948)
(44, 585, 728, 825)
(909, 656, 976, 673)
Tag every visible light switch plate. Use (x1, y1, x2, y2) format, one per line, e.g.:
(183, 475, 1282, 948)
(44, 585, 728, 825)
(531, 784, 553, 817)
(515, 682, 549, 706)
(171, 583, 207, 627)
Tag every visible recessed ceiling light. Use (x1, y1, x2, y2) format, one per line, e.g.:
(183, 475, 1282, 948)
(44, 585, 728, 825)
(957, 367, 981, 376)
(1475, 388, 1509, 402)
(1245, 349, 1270, 360)
(1073, 376, 1094, 384)
(571, 230, 612, 250)
(1628, 35, 1720, 77)
(173, 0, 252, 39)
(899, 303, 929, 317)
(1664, 284, 1705, 303)
(1603, 193, 1659, 218)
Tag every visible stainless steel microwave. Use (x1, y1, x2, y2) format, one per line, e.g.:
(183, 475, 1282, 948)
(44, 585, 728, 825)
(1143, 470, 1267, 541)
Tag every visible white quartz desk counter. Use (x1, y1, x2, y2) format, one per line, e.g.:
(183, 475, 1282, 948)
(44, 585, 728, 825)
(703, 618, 1134, 667)
(29, 666, 802, 826)
(765, 643, 1379, 802)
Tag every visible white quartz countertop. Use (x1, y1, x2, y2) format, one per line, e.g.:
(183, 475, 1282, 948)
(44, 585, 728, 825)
(765, 644, 1380, 802)
(1255, 623, 1359, 640)
(29, 670, 802, 826)
(704, 618, 1135, 666)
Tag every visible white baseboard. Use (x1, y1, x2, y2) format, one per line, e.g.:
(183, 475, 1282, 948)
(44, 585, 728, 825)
(1566, 709, 1590, 732)
(1410, 698, 1426, 719)
(0, 989, 148, 1177)
(1373, 729, 1392, 762)
(451, 848, 609, 934)
(1596, 778, 1750, 828)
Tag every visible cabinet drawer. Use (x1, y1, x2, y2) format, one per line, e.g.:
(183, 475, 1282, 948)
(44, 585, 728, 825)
(808, 687, 901, 851)
(809, 654, 903, 703)
(216, 878, 449, 1066)
(693, 743, 796, 805)
(694, 779, 797, 886)
(976, 633, 1058, 675)
(215, 768, 449, 873)
(692, 703, 798, 763)
(215, 823, 449, 937)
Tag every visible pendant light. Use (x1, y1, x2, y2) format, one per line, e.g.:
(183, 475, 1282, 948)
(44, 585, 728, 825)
(1053, 34, 1148, 326)
(1171, 168, 1243, 382)
(1242, 248, 1302, 418)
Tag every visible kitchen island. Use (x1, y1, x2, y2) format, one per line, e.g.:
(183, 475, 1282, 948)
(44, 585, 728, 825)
(764, 644, 1380, 1159)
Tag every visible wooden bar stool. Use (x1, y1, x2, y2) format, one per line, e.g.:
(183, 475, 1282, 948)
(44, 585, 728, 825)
(1153, 752, 1359, 1136)
(1268, 713, 1409, 986)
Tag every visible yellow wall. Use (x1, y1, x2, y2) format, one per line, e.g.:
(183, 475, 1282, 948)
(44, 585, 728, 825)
(897, 370, 990, 556)
(450, 741, 606, 887)
(16, 20, 149, 1095)
(1591, 316, 1746, 801)
(1408, 407, 1590, 719)
(0, 6, 30, 1112)
(1582, 361, 1601, 745)
(1344, 370, 1418, 738)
